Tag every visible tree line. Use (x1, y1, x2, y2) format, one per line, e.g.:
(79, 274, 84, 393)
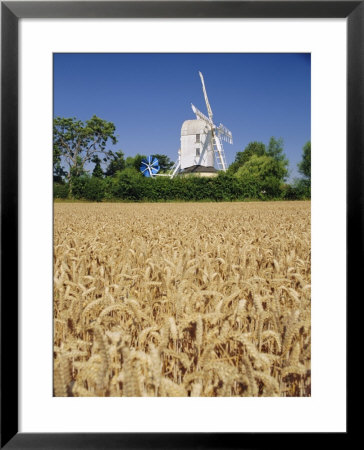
(54, 115, 311, 202)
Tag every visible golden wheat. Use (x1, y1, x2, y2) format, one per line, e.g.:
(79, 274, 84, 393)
(54, 201, 311, 397)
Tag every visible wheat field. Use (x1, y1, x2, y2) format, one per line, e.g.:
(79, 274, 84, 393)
(54, 201, 311, 397)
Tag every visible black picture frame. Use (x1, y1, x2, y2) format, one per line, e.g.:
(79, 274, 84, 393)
(1, 1, 357, 448)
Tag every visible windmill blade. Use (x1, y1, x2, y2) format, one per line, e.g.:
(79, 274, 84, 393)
(191, 103, 214, 127)
(217, 123, 233, 144)
(199, 71, 213, 123)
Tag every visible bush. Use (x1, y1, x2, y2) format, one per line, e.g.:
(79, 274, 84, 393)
(54, 170, 311, 202)
(84, 177, 105, 202)
(111, 169, 145, 201)
(54, 183, 69, 199)
(281, 184, 299, 200)
(70, 175, 89, 199)
(294, 179, 311, 199)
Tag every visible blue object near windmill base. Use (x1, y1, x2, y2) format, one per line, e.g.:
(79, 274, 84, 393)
(140, 155, 160, 177)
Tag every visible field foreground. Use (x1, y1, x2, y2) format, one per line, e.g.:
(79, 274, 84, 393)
(54, 201, 311, 397)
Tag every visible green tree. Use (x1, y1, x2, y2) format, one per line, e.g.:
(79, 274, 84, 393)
(92, 155, 104, 178)
(267, 137, 289, 179)
(104, 151, 125, 177)
(267, 137, 283, 159)
(70, 155, 87, 178)
(292, 140, 311, 199)
(53, 146, 67, 182)
(151, 154, 174, 172)
(228, 141, 266, 174)
(53, 115, 117, 182)
(298, 141, 311, 181)
(125, 153, 147, 172)
(235, 154, 285, 197)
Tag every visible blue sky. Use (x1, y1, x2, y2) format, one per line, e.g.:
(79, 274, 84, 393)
(54, 53, 310, 181)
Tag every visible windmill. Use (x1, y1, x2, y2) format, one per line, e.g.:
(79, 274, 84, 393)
(171, 71, 233, 177)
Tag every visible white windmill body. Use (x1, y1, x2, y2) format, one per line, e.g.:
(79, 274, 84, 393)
(180, 119, 214, 169)
(171, 72, 232, 177)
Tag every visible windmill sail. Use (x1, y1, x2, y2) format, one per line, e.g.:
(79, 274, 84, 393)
(191, 103, 214, 126)
(199, 71, 214, 123)
(192, 72, 232, 172)
(217, 123, 233, 144)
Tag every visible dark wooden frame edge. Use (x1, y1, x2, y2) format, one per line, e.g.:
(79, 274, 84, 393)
(1, 1, 358, 448)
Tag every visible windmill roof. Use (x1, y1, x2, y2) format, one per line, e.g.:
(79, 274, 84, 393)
(182, 165, 218, 174)
(181, 119, 209, 136)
